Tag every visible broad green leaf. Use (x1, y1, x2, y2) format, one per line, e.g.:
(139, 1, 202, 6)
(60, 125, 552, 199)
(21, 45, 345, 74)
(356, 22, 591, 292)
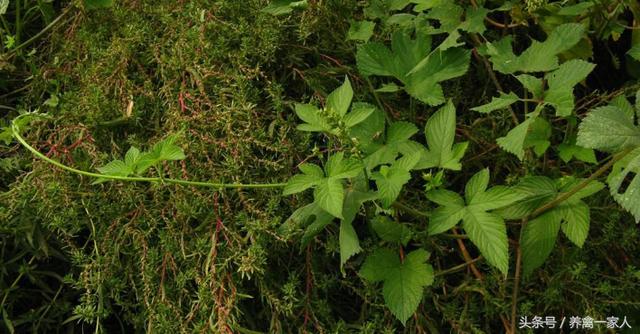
(279, 203, 332, 240)
(496, 117, 534, 160)
(496, 176, 557, 219)
(347, 20, 376, 42)
(557, 142, 597, 164)
(485, 23, 586, 74)
(327, 77, 353, 117)
(521, 210, 562, 276)
(299, 163, 324, 178)
(372, 165, 411, 208)
(325, 152, 362, 179)
(360, 248, 398, 282)
(283, 174, 320, 195)
(462, 209, 509, 275)
(124, 147, 141, 168)
(357, 30, 469, 106)
(356, 42, 395, 76)
(419, 100, 468, 170)
(314, 178, 345, 219)
(516, 74, 544, 98)
(371, 216, 413, 246)
(471, 92, 519, 114)
(558, 201, 590, 247)
(136, 135, 186, 172)
(363, 121, 420, 170)
(544, 59, 595, 116)
(523, 117, 551, 156)
(577, 105, 640, 153)
(361, 248, 434, 325)
(382, 249, 433, 325)
(295, 103, 331, 132)
(426, 189, 464, 207)
(429, 169, 519, 274)
(344, 103, 376, 128)
(340, 220, 362, 266)
(349, 108, 385, 149)
(607, 147, 640, 222)
(428, 205, 464, 235)
(96, 160, 132, 177)
(464, 168, 490, 203)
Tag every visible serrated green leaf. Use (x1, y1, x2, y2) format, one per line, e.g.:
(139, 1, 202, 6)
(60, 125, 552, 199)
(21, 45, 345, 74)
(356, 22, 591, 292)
(497, 117, 534, 160)
(96, 160, 132, 177)
(359, 248, 397, 282)
(124, 147, 141, 168)
(357, 30, 469, 106)
(496, 176, 558, 220)
(544, 59, 595, 116)
(344, 103, 376, 128)
(487, 23, 586, 74)
(283, 174, 321, 195)
(428, 205, 464, 235)
(557, 142, 597, 164)
(516, 74, 544, 98)
(429, 169, 518, 274)
(371, 216, 413, 246)
(521, 210, 562, 276)
(523, 117, 551, 155)
(376, 83, 402, 92)
(577, 105, 640, 153)
(327, 77, 353, 117)
(294, 103, 331, 132)
(299, 163, 324, 178)
(382, 249, 433, 325)
(314, 178, 344, 219)
(558, 201, 590, 247)
(471, 92, 519, 113)
(464, 168, 490, 203)
(462, 209, 509, 275)
(372, 165, 411, 208)
(419, 100, 467, 170)
(340, 220, 362, 266)
(347, 20, 376, 42)
(361, 248, 433, 325)
(607, 147, 640, 222)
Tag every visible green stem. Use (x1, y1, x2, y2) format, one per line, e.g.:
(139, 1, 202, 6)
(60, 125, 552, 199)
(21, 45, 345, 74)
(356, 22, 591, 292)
(11, 117, 286, 189)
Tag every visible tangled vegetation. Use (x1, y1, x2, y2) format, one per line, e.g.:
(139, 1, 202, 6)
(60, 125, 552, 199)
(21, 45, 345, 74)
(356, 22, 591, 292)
(1, 0, 640, 333)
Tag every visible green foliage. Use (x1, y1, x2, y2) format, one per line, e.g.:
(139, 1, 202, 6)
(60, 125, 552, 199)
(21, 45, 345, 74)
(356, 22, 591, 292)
(360, 248, 433, 325)
(356, 29, 470, 105)
(428, 169, 522, 275)
(3, 0, 640, 332)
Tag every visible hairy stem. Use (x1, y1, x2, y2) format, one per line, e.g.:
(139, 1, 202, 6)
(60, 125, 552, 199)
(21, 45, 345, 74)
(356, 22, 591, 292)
(12, 118, 286, 189)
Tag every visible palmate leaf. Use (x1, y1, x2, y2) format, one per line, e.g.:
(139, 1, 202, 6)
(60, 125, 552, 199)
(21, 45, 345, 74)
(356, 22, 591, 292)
(356, 30, 469, 106)
(284, 152, 363, 219)
(483, 23, 586, 74)
(360, 248, 434, 325)
(427, 169, 522, 274)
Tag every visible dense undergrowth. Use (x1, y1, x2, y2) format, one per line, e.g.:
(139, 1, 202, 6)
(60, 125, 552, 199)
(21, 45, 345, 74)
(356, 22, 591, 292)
(1, 0, 640, 333)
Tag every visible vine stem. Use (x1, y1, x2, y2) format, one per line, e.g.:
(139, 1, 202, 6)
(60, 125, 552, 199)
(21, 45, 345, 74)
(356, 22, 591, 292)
(509, 147, 634, 333)
(11, 118, 286, 189)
